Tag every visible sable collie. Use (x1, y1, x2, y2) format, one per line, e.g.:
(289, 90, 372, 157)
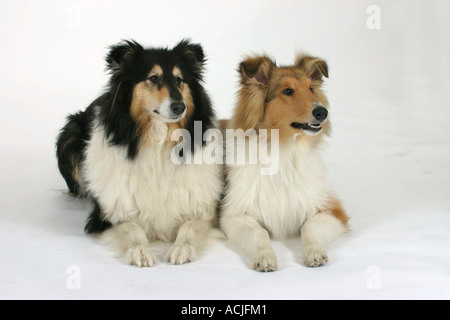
(220, 53, 349, 271)
(56, 39, 223, 267)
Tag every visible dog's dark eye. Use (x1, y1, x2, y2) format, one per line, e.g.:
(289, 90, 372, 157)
(148, 75, 159, 84)
(176, 77, 184, 86)
(310, 87, 314, 93)
(282, 88, 294, 96)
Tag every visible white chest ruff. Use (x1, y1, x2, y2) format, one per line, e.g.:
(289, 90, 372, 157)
(223, 141, 331, 238)
(83, 120, 222, 242)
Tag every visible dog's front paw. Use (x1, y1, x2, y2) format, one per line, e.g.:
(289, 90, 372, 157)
(253, 249, 278, 272)
(126, 245, 156, 267)
(303, 249, 328, 268)
(167, 244, 196, 265)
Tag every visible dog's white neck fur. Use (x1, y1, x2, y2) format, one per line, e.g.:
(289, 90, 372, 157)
(150, 118, 169, 144)
(222, 138, 331, 238)
(220, 134, 345, 270)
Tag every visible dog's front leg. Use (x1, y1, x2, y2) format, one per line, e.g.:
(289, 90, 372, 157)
(221, 215, 278, 272)
(167, 220, 212, 265)
(301, 211, 346, 267)
(103, 221, 156, 267)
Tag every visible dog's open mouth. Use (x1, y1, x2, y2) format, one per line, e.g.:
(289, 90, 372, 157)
(290, 122, 322, 132)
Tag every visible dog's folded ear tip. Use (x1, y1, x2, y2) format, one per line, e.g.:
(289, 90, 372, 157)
(174, 39, 206, 65)
(239, 55, 274, 85)
(296, 54, 329, 81)
(105, 39, 144, 70)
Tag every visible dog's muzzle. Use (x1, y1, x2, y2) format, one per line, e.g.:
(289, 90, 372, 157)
(291, 105, 328, 134)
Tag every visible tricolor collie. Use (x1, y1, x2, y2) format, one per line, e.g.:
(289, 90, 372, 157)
(56, 39, 223, 267)
(220, 53, 349, 271)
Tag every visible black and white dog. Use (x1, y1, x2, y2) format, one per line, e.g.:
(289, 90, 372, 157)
(56, 39, 223, 267)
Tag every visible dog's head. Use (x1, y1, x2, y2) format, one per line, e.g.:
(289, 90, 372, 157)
(106, 39, 205, 126)
(231, 53, 331, 143)
(101, 39, 214, 158)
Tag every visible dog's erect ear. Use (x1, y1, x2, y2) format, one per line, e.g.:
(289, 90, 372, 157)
(174, 39, 206, 77)
(106, 40, 144, 73)
(296, 53, 328, 81)
(239, 56, 274, 87)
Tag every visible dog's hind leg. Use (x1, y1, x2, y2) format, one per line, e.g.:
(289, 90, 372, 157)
(56, 112, 87, 196)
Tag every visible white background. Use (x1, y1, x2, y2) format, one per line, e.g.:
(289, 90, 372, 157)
(0, 0, 449, 300)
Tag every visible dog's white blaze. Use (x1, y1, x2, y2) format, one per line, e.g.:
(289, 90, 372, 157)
(153, 98, 187, 123)
(83, 111, 222, 247)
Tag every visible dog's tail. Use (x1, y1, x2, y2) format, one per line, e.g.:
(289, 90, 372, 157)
(56, 111, 88, 197)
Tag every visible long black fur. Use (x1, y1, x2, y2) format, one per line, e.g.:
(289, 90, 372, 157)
(55, 39, 216, 234)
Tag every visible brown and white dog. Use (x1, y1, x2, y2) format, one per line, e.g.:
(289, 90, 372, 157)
(220, 53, 349, 271)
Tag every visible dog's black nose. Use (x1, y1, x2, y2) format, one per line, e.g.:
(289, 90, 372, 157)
(312, 106, 328, 122)
(170, 102, 186, 115)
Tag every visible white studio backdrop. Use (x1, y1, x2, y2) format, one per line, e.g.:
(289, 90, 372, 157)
(0, 0, 449, 300)
(0, 0, 448, 147)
